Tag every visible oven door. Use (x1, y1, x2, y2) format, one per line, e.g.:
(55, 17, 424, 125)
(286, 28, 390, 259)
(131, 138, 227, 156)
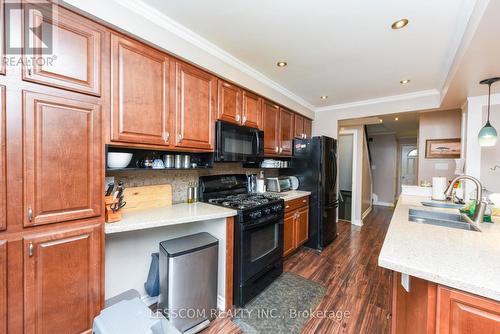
(215, 121, 264, 162)
(238, 216, 283, 282)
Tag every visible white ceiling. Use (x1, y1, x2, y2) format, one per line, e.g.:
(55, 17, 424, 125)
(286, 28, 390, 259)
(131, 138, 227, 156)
(140, 0, 476, 108)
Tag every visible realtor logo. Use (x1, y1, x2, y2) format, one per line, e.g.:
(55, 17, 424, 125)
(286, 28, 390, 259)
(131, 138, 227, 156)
(5, 0, 56, 55)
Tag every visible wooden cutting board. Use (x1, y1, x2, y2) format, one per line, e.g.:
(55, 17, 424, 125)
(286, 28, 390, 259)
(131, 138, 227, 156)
(122, 184, 172, 212)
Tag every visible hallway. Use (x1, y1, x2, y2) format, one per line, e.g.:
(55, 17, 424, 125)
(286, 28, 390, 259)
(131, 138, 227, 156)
(205, 206, 394, 334)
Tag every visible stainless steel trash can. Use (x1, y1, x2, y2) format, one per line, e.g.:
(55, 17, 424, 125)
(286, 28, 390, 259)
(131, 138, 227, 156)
(158, 232, 218, 334)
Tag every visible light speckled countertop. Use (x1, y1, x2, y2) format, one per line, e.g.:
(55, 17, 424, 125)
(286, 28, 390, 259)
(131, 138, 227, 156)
(105, 202, 237, 234)
(266, 190, 311, 201)
(378, 194, 500, 301)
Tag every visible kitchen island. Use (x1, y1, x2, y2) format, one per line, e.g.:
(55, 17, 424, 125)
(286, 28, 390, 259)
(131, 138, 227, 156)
(105, 202, 237, 311)
(379, 194, 500, 333)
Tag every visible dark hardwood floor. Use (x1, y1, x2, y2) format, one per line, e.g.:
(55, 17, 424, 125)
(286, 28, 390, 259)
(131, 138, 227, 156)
(204, 206, 394, 334)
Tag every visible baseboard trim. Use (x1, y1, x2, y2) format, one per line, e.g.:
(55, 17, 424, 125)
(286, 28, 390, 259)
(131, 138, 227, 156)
(373, 200, 395, 207)
(361, 206, 372, 219)
(352, 219, 363, 227)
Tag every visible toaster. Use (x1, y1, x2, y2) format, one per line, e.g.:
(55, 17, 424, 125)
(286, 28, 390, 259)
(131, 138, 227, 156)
(265, 177, 292, 193)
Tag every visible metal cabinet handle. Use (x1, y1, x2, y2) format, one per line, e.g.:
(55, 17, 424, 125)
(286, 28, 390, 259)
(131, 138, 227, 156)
(302, 199, 307, 203)
(235, 114, 241, 122)
(164, 131, 170, 142)
(275, 147, 279, 153)
(279, 147, 283, 153)
(177, 134, 182, 142)
(29, 242, 33, 257)
(285, 205, 290, 209)
(242, 116, 247, 124)
(28, 207, 33, 222)
(27, 67, 32, 76)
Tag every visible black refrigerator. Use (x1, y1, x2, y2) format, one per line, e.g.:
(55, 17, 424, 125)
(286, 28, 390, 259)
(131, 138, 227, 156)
(282, 136, 338, 251)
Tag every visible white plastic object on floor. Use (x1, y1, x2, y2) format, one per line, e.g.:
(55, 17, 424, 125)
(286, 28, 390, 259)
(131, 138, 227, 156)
(93, 298, 168, 334)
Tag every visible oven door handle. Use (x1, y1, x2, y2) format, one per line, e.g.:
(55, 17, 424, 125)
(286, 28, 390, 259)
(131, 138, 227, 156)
(241, 217, 282, 231)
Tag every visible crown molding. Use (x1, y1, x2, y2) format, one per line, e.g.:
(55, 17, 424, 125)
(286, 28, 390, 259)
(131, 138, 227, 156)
(115, 0, 316, 111)
(314, 89, 441, 113)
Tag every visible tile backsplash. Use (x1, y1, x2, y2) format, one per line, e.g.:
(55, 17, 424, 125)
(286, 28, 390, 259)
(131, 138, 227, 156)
(107, 163, 278, 204)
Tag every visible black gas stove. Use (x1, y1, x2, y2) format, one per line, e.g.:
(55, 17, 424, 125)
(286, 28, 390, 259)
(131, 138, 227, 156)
(199, 174, 284, 307)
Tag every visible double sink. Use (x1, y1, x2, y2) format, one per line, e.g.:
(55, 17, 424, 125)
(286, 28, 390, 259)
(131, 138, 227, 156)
(408, 201, 481, 232)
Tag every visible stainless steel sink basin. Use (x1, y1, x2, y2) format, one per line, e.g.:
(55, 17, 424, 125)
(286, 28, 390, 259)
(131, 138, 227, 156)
(408, 208, 480, 232)
(421, 201, 465, 209)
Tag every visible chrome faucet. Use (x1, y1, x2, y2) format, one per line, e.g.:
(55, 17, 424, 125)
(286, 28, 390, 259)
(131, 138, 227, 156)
(445, 175, 487, 225)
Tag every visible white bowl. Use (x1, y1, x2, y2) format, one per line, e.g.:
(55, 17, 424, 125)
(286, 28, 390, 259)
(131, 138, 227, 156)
(107, 152, 133, 169)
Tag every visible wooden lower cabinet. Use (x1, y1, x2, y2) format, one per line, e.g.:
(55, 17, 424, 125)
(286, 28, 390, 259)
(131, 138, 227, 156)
(437, 286, 500, 334)
(392, 272, 500, 334)
(0, 241, 6, 334)
(283, 196, 309, 257)
(23, 223, 103, 334)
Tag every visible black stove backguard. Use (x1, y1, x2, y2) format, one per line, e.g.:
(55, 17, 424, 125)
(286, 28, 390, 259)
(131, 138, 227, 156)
(199, 174, 284, 307)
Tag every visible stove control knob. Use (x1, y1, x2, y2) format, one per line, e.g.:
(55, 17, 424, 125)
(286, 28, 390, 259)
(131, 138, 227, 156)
(250, 211, 262, 219)
(264, 208, 271, 215)
(273, 205, 282, 212)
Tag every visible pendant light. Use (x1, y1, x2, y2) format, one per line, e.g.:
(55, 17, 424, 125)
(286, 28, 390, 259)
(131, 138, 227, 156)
(478, 77, 500, 147)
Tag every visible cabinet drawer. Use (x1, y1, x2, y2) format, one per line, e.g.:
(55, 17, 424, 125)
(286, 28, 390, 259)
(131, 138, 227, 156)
(284, 196, 309, 213)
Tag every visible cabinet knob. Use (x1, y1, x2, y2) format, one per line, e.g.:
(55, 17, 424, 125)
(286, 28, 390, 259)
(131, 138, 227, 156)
(235, 114, 241, 122)
(28, 207, 33, 222)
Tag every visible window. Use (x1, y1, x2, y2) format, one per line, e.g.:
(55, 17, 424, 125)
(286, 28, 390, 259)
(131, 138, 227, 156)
(407, 149, 418, 157)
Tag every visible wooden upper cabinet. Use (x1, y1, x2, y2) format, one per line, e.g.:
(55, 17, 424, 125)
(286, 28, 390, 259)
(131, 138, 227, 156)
(0, 1, 5, 75)
(23, 91, 102, 227)
(24, 223, 102, 334)
(217, 80, 242, 125)
(22, 3, 103, 96)
(304, 118, 312, 139)
(263, 99, 280, 155)
(0, 86, 5, 231)
(294, 114, 304, 139)
(279, 107, 294, 156)
(110, 34, 170, 146)
(242, 90, 262, 129)
(437, 286, 500, 334)
(172, 61, 216, 151)
(0, 241, 6, 334)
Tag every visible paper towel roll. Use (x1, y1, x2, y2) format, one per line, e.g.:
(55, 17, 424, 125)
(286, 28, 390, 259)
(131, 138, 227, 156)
(432, 177, 448, 201)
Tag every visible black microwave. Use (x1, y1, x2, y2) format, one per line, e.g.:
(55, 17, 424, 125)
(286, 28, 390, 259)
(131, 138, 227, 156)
(215, 121, 264, 162)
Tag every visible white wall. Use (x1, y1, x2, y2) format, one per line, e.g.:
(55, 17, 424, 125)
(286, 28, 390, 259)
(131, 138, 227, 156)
(369, 134, 397, 205)
(480, 105, 500, 192)
(463, 93, 500, 196)
(61, 0, 315, 118)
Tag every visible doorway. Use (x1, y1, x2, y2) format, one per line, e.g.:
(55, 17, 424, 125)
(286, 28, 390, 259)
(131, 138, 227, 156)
(338, 134, 353, 221)
(398, 145, 418, 195)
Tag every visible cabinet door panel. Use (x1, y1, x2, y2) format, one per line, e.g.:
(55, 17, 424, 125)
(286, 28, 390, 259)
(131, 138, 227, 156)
(242, 91, 262, 129)
(217, 80, 242, 125)
(283, 214, 295, 257)
(294, 114, 304, 139)
(437, 286, 500, 334)
(0, 241, 6, 334)
(0, 86, 4, 231)
(111, 34, 169, 146)
(304, 118, 312, 139)
(23, 91, 102, 226)
(279, 107, 294, 156)
(0, 1, 5, 75)
(24, 224, 102, 334)
(263, 100, 279, 155)
(22, 3, 103, 96)
(295, 207, 309, 246)
(173, 61, 215, 150)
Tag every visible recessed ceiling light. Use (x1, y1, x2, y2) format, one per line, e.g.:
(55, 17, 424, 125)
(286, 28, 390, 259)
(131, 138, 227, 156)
(379, 119, 383, 123)
(391, 19, 409, 30)
(277, 61, 287, 67)
(320, 95, 328, 100)
(400, 79, 411, 84)
(395, 117, 399, 121)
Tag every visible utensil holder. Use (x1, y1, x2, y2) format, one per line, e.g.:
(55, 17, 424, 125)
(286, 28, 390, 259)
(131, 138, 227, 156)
(105, 195, 122, 223)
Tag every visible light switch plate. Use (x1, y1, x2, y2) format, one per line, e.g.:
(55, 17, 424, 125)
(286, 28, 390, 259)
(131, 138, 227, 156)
(401, 273, 411, 292)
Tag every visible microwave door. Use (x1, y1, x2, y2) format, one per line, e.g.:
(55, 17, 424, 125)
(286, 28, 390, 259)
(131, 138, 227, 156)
(216, 121, 258, 162)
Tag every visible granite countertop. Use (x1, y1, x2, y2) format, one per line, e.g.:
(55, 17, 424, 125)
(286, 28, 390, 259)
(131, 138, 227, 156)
(266, 190, 311, 201)
(105, 202, 237, 234)
(378, 194, 500, 301)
